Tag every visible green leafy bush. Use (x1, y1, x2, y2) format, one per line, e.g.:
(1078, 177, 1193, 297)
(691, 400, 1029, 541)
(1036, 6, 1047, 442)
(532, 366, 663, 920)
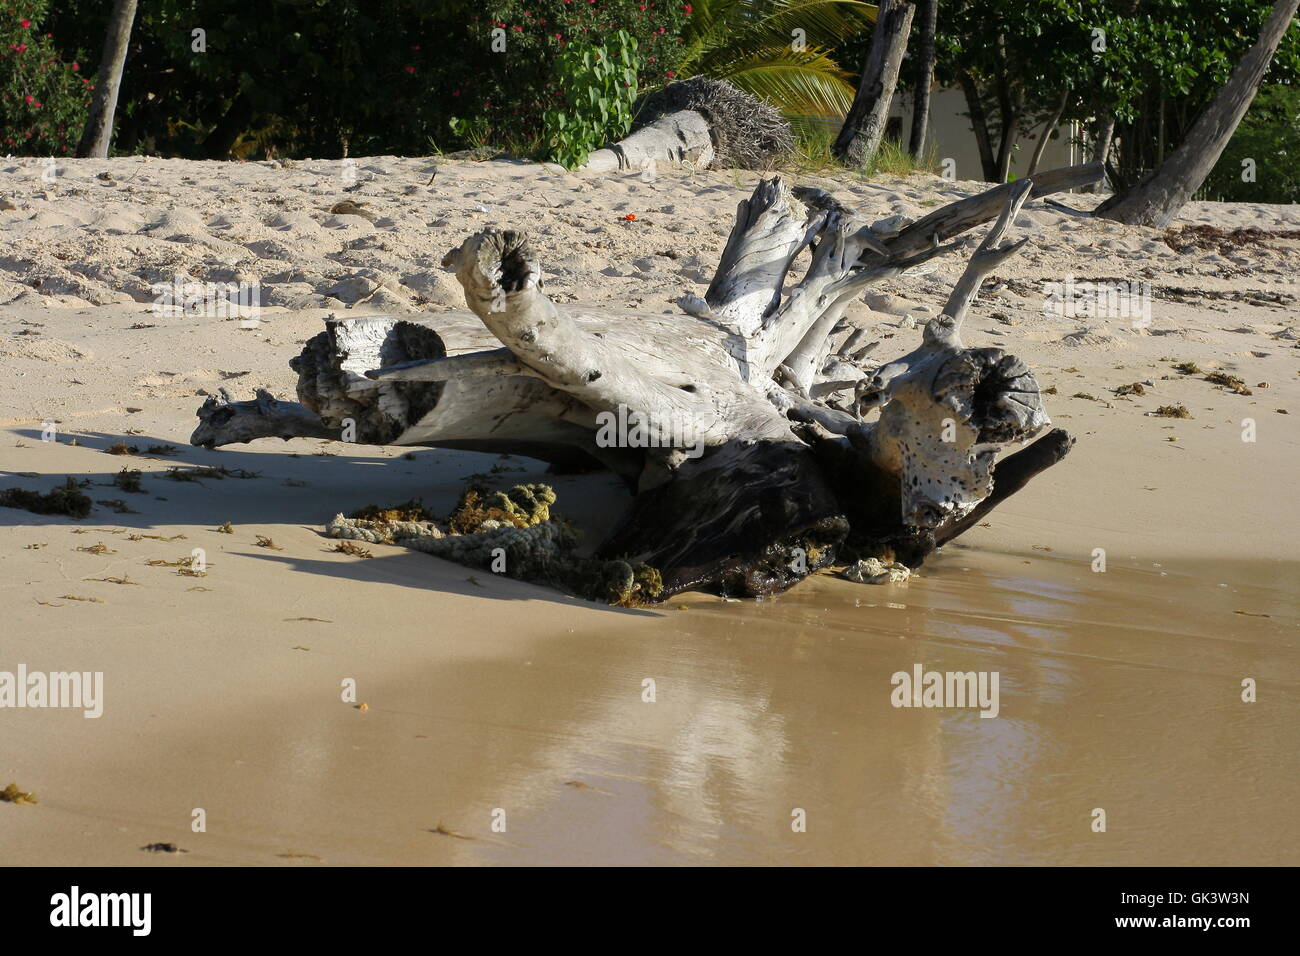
(543, 31, 640, 169)
(0, 1, 89, 155)
(452, 0, 688, 154)
(1201, 85, 1300, 204)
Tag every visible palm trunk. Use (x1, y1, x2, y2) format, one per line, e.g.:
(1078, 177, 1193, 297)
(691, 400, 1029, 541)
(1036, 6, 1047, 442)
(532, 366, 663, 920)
(959, 71, 998, 181)
(994, 87, 1022, 182)
(908, 0, 938, 158)
(1097, 0, 1299, 227)
(1025, 88, 1070, 176)
(75, 0, 138, 159)
(834, 0, 916, 167)
(1085, 114, 1116, 193)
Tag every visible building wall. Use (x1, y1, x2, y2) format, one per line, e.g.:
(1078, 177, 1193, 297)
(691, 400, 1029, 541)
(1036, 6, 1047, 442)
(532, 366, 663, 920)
(888, 87, 1083, 181)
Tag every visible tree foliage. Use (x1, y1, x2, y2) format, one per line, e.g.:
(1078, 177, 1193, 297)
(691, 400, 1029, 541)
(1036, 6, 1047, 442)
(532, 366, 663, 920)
(0, 0, 91, 155)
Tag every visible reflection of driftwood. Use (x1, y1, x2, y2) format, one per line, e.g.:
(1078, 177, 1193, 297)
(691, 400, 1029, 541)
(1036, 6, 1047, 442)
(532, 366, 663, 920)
(192, 163, 1102, 600)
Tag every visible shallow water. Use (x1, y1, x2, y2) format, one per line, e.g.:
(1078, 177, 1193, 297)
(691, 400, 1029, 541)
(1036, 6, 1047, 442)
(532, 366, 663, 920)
(310, 547, 1299, 865)
(6, 545, 1294, 866)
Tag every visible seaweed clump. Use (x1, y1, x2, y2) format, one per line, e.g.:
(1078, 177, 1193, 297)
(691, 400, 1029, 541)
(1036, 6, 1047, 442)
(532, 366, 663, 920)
(0, 783, 37, 805)
(448, 484, 555, 534)
(1205, 371, 1252, 395)
(0, 477, 93, 519)
(349, 499, 435, 523)
(328, 483, 663, 607)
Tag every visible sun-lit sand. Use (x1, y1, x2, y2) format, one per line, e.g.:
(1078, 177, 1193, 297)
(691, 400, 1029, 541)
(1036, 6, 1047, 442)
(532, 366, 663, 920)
(1, 156, 1296, 864)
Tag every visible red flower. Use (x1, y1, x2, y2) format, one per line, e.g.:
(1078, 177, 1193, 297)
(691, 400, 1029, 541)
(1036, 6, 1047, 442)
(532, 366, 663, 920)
(410, 44, 420, 50)
(23, 94, 32, 103)
(513, 24, 522, 31)
(404, 65, 415, 73)
(71, 62, 79, 70)
(684, 3, 693, 12)
(19, 17, 30, 28)
(665, 71, 675, 77)
(452, 89, 461, 96)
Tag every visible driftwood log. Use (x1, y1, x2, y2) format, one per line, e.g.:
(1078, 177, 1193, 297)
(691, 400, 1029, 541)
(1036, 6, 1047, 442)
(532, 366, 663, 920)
(192, 163, 1101, 600)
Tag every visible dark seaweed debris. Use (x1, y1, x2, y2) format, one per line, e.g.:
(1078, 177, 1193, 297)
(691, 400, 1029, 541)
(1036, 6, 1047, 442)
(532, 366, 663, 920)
(0, 477, 93, 518)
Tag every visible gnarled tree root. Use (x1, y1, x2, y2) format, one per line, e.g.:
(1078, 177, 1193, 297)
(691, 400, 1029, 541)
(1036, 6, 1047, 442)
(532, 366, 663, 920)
(191, 164, 1100, 600)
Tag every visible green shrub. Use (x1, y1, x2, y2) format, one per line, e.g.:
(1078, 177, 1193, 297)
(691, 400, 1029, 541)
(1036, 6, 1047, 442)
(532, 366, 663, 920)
(543, 31, 640, 169)
(0, 1, 89, 155)
(1200, 85, 1300, 205)
(452, 0, 688, 154)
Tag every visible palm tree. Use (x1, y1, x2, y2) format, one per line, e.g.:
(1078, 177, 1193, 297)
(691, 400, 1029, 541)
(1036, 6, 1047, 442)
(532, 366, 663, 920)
(677, 0, 878, 132)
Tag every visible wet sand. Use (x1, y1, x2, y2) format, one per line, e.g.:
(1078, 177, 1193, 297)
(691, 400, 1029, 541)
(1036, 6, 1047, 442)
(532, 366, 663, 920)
(3, 534, 1294, 865)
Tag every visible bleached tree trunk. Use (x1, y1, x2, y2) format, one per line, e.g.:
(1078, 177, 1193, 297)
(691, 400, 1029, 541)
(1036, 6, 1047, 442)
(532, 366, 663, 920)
(834, 0, 916, 167)
(193, 163, 1102, 600)
(75, 0, 138, 159)
(1097, 0, 1299, 227)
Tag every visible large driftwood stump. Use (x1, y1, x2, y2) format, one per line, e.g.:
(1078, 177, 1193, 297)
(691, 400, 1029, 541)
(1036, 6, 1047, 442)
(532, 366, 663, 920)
(193, 163, 1101, 601)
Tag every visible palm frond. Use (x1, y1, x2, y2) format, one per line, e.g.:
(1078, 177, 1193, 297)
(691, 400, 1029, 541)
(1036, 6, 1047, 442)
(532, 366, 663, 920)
(678, 0, 877, 116)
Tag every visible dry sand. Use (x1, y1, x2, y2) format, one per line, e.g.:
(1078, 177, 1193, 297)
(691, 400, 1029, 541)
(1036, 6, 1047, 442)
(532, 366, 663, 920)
(0, 156, 1296, 865)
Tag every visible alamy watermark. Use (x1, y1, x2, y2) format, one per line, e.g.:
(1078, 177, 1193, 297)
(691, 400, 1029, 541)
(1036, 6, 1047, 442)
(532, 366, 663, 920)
(0, 665, 102, 718)
(151, 274, 262, 325)
(595, 403, 703, 459)
(1042, 274, 1152, 329)
(891, 663, 999, 718)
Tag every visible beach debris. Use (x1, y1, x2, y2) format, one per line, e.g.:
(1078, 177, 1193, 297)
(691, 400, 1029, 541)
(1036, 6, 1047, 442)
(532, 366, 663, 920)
(331, 540, 372, 558)
(0, 783, 37, 805)
(165, 465, 259, 481)
(0, 478, 93, 519)
(1150, 405, 1192, 419)
(604, 76, 796, 171)
(1205, 371, 1252, 395)
(75, 542, 116, 554)
(254, 535, 283, 550)
(113, 468, 144, 493)
(429, 823, 474, 840)
(1163, 224, 1300, 255)
(327, 200, 375, 221)
(190, 166, 1101, 602)
(327, 484, 663, 607)
(140, 843, 188, 854)
(216, 521, 234, 534)
(841, 557, 911, 585)
(59, 595, 104, 603)
(105, 441, 137, 455)
(1114, 382, 1146, 396)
